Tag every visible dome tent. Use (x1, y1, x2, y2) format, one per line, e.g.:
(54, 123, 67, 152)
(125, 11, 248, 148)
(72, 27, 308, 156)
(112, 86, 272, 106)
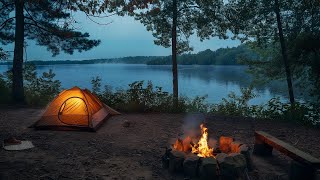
(32, 87, 120, 131)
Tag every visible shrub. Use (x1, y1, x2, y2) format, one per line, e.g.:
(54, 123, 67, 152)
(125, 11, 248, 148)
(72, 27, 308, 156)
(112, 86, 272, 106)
(209, 86, 258, 117)
(0, 64, 61, 106)
(0, 73, 11, 104)
(91, 78, 188, 112)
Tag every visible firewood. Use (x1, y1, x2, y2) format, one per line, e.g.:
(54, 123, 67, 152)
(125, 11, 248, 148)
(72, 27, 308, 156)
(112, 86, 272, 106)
(219, 136, 234, 153)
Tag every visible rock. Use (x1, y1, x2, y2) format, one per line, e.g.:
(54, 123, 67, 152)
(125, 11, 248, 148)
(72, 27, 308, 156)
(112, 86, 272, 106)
(183, 154, 200, 178)
(169, 150, 185, 173)
(215, 153, 228, 163)
(219, 153, 247, 180)
(199, 157, 218, 180)
(230, 141, 243, 153)
(162, 147, 172, 169)
(239, 144, 253, 171)
(122, 120, 130, 127)
(219, 136, 234, 153)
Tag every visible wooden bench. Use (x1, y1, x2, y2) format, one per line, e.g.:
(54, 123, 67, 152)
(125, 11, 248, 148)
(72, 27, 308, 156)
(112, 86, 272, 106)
(254, 131, 320, 180)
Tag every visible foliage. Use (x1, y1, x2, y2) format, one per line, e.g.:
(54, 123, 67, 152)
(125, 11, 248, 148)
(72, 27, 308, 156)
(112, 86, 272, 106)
(0, 48, 9, 60)
(0, 73, 11, 103)
(0, 1, 102, 56)
(0, 0, 106, 102)
(91, 77, 320, 127)
(23, 65, 61, 106)
(225, 0, 320, 104)
(91, 76, 102, 94)
(0, 64, 61, 106)
(147, 44, 257, 65)
(91, 79, 188, 112)
(210, 86, 260, 117)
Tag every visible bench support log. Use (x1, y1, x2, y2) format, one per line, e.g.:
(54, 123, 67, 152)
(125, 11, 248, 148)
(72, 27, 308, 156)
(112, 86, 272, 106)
(253, 138, 273, 156)
(289, 161, 316, 180)
(254, 131, 320, 180)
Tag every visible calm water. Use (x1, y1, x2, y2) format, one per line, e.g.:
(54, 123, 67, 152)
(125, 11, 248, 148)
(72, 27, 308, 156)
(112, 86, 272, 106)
(0, 64, 290, 104)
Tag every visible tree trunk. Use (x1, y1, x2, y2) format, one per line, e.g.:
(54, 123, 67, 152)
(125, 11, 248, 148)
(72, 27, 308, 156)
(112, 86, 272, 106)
(274, 0, 295, 104)
(12, 0, 25, 103)
(172, 0, 178, 107)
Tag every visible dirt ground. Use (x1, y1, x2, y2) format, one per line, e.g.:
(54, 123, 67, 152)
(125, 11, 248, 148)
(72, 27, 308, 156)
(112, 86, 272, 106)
(0, 108, 320, 180)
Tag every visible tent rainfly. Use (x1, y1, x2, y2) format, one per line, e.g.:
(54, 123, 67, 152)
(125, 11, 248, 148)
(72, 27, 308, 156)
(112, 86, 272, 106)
(32, 86, 120, 131)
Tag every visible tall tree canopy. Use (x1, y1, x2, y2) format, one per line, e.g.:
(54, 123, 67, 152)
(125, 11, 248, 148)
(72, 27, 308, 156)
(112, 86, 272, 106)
(130, 0, 226, 106)
(0, 0, 105, 103)
(225, 0, 320, 104)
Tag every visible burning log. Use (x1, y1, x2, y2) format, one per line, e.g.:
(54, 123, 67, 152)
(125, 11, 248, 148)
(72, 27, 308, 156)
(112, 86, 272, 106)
(173, 138, 184, 152)
(182, 136, 192, 153)
(230, 141, 243, 153)
(219, 136, 234, 153)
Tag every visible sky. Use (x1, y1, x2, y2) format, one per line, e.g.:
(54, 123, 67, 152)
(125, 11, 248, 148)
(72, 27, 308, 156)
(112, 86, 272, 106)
(2, 12, 241, 61)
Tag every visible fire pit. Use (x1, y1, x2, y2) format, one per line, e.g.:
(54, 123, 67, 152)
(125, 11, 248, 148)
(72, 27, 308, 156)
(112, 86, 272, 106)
(162, 124, 252, 179)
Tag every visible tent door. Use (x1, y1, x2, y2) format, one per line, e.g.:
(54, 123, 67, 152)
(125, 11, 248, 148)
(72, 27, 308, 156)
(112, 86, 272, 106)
(58, 97, 89, 126)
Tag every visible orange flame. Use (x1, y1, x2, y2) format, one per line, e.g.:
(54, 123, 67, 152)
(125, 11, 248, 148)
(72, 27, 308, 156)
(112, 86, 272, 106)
(191, 124, 214, 157)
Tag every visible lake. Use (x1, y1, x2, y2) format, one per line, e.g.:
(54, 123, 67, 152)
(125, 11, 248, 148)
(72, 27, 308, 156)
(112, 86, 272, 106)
(0, 64, 290, 104)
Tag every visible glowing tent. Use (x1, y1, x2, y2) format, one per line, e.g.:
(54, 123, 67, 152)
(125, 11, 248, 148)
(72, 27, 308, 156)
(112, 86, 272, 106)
(33, 87, 120, 131)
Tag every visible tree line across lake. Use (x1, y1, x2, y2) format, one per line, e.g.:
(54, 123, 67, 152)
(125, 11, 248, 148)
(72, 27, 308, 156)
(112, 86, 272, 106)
(0, 44, 255, 66)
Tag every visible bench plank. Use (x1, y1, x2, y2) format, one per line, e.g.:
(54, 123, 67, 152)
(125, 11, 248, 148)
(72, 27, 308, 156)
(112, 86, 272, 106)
(255, 131, 320, 168)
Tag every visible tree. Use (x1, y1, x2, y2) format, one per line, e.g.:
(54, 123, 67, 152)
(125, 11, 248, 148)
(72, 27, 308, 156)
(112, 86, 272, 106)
(224, 0, 297, 104)
(274, 0, 294, 104)
(132, 0, 226, 106)
(225, 0, 320, 104)
(0, 0, 103, 103)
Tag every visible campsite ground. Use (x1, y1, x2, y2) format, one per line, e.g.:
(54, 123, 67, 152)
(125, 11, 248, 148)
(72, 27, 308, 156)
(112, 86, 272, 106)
(1, 108, 320, 180)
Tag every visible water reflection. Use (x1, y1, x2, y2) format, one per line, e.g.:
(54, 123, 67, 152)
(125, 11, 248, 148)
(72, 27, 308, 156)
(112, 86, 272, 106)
(0, 64, 294, 104)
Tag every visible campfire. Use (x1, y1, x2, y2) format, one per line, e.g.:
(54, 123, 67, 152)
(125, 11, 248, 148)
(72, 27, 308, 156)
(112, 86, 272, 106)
(163, 123, 252, 179)
(173, 124, 214, 158)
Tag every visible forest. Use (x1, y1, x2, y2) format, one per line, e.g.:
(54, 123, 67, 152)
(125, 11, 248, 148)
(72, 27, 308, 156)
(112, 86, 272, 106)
(0, 44, 255, 65)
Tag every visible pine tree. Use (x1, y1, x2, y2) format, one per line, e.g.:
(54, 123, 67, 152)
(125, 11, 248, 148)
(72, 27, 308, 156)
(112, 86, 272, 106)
(0, 0, 102, 103)
(131, 0, 226, 106)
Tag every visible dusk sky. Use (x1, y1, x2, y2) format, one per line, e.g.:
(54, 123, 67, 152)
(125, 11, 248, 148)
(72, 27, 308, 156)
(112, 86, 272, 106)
(2, 13, 241, 61)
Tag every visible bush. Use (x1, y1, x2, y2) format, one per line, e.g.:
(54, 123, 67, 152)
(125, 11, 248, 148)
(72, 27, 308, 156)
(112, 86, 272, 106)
(209, 86, 258, 117)
(0, 64, 61, 106)
(0, 73, 11, 104)
(91, 78, 188, 112)
(90, 77, 320, 127)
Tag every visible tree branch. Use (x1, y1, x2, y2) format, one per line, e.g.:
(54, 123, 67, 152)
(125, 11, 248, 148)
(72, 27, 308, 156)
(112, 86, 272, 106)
(24, 22, 54, 35)
(84, 12, 113, 26)
(24, 5, 62, 37)
(0, 1, 14, 11)
(0, 17, 15, 30)
(178, 5, 200, 13)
